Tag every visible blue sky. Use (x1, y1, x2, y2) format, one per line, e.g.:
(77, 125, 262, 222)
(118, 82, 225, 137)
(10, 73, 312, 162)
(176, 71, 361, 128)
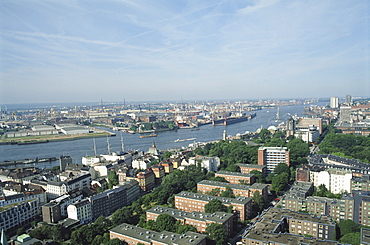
(0, 0, 369, 104)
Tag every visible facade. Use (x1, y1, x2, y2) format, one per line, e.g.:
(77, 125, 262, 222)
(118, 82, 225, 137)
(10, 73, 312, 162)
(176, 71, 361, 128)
(146, 206, 234, 236)
(310, 168, 352, 194)
(197, 180, 269, 201)
(188, 156, 220, 172)
(242, 207, 340, 245)
(330, 97, 339, 108)
(122, 179, 140, 205)
(174, 191, 252, 221)
(339, 106, 352, 123)
(89, 185, 127, 221)
(214, 171, 255, 185)
(136, 170, 155, 192)
(110, 223, 207, 245)
(159, 162, 174, 174)
(67, 199, 92, 224)
(0, 199, 39, 232)
(237, 164, 266, 175)
(258, 147, 290, 175)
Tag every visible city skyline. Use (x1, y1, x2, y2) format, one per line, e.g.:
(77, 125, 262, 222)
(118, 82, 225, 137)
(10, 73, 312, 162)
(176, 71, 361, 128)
(1, 0, 369, 104)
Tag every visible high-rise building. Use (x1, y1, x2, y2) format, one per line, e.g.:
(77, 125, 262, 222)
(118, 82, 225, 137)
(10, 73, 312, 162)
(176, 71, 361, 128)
(346, 94, 353, 105)
(339, 106, 352, 123)
(330, 97, 339, 108)
(258, 147, 290, 175)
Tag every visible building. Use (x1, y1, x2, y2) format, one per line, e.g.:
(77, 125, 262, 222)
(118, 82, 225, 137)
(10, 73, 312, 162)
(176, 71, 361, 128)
(42, 190, 83, 223)
(67, 199, 92, 224)
(258, 147, 290, 175)
(0, 199, 39, 232)
(110, 223, 207, 245)
(150, 165, 165, 185)
(188, 156, 220, 172)
(174, 191, 252, 221)
(146, 206, 234, 236)
(137, 170, 155, 192)
(310, 168, 352, 194)
(197, 180, 269, 201)
(89, 185, 127, 221)
(330, 97, 339, 108)
(122, 179, 140, 205)
(159, 161, 174, 174)
(339, 106, 352, 123)
(242, 207, 340, 245)
(237, 164, 266, 175)
(214, 171, 255, 185)
(346, 94, 353, 105)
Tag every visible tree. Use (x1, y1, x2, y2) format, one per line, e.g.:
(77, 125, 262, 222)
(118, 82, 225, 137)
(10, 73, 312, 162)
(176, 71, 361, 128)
(339, 232, 360, 245)
(273, 163, 290, 176)
(259, 129, 272, 143)
(338, 219, 359, 237)
(251, 170, 265, 183)
(271, 172, 289, 193)
(176, 224, 197, 234)
(205, 199, 228, 213)
(155, 214, 177, 232)
(220, 185, 235, 198)
(105, 238, 126, 245)
(205, 223, 227, 245)
(108, 170, 119, 189)
(252, 191, 264, 214)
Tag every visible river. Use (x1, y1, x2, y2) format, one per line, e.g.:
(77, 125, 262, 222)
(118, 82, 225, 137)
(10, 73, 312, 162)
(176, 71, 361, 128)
(0, 103, 326, 165)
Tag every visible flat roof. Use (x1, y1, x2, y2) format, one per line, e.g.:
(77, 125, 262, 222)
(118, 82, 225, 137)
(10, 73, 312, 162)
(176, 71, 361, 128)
(110, 223, 206, 245)
(197, 180, 267, 190)
(175, 191, 252, 205)
(146, 206, 234, 224)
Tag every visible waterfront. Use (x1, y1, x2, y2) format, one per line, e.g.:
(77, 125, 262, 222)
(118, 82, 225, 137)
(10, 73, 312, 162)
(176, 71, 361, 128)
(0, 103, 326, 164)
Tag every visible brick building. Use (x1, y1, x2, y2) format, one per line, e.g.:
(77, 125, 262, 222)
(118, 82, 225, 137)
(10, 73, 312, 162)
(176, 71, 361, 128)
(146, 206, 234, 236)
(214, 171, 255, 185)
(174, 191, 252, 221)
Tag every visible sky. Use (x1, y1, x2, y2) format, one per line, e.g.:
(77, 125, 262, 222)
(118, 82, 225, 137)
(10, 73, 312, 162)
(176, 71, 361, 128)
(0, 0, 369, 104)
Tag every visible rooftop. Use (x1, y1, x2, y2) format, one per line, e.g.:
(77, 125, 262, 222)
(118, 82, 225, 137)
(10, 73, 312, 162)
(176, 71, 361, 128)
(175, 191, 252, 205)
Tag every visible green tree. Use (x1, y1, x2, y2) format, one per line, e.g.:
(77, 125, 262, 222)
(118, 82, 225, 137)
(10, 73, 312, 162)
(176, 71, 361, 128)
(204, 199, 228, 213)
(250, 170, 265, 183)
(338, 219, 359, 237)
(220, 185, 235, 198)
(155, 214, 177, 232)
(271, 172, 289, 193)
(252, 191, 264, 214)
(105, 238, 126, 245)
(273, 163, 290, 176)
(259, 129, 272, 143)
(205, 223, 227, 245)
(108, 170, 119, 189)
(176, 224, 197, 234)
(339, 232, 360, 245)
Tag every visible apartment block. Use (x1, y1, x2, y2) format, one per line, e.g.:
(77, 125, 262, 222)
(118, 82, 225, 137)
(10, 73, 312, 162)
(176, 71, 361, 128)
(146, 206, 234, 236)
(89, 185, 127, 221)
(150, 165, 165, 185)
(242, 207, 340, 245)
(159, 161, 174, 174)
(110, 223, 207, 245)
(197, 180, 268, 201)
(189, 156, 220, 172)
(137, 170, 155, 192)
(122, 179, 140, 205)
(174, 191, 252, 221)
(258, 147, 290, 175)
(0, 199, 39, 232)
(310, 168, 352, 194)
(67, 199, 92, 224)
(214, 171, 255, 185)
(237, 163, 266, 175)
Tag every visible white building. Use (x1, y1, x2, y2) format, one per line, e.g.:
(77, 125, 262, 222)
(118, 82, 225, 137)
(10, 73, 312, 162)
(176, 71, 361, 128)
(82, 156, 102, 166)
(188, 156, 220, 172)
(330, 97, 339, 108)
(0, 199, 39, 232)
(294, 126, 320, 143)
(67, 199, 92, 224)
(310, 168, 352, 194)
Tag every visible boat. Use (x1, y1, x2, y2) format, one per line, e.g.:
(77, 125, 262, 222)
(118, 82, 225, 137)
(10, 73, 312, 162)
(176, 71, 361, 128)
(191, 128, 200, 131)
(125, 130, 136, 134)
(173, 138, 196, 142)
(140, 134, 158, 138)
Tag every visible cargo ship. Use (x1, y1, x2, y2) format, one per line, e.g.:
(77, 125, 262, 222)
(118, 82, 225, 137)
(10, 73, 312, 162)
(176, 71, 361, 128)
(212, 112, 257, 126)
(140, 133, 158, 138)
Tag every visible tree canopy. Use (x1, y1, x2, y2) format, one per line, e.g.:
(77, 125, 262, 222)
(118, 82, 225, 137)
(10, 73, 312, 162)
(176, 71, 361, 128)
(205, 223, 227, 245)
(204, 199, 228, 213)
